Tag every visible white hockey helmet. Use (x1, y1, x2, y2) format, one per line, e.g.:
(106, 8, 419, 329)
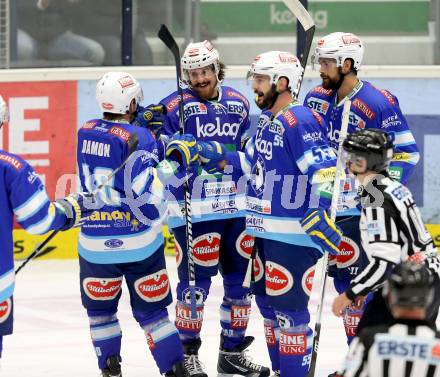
(311, 32, 364, 71)
(0, 95, 9, 127)
(181, 40, 220, 82)
(247, 51, 304, 93)
(96, 71, 144, 114)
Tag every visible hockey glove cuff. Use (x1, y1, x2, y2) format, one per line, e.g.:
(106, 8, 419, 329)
(301, 209, 342, 255)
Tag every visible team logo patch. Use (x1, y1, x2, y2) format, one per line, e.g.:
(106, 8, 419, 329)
(337, 236, 360, 268)
(265, 261, 294, 296)
(83, 277, 123, 300)
(192, 233, 221, 267)
(175, 240, 183, 268)
(301, 266, 315, 296)
(253, 255, 264, 282)
(235, 232, 255, 259)
(280, 331, 307, 355)
(135, 269, 170, 302)
(0, 299, 12, 323)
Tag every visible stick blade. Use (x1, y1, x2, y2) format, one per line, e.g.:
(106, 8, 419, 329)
(158, 24, 180, 57)
(283, 0, 315, 31)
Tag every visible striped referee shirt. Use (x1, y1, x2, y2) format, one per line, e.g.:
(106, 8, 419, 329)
(343, 319, 440, 377)
(345, 174, 438, 300)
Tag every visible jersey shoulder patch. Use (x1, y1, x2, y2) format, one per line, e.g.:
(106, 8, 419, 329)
(108, 125, 132, 142)
(81, 119, 100, 130)
(0, 151, 24, 170)
(281, 109, 297, 128)
(309, 86, 334, 97)
(223, 86, 250, 108)
(162, 90, 196, 113)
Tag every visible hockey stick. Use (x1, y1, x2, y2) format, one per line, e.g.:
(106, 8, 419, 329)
(15, 134, 139, 274)
(307, 100, 351, 377)
(282, 0, 315, 99)
(243, 0, 315, 289)
(158, 24, 197, 320)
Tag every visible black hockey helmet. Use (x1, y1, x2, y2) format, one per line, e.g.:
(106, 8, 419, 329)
(385, 261, 434, 309)
(342, 129, 394, 173)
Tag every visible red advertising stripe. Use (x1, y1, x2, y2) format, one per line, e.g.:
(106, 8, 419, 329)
(0, 81, 78, 202)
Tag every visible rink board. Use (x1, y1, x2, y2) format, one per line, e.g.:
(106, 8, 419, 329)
(1, 67, 439, 260)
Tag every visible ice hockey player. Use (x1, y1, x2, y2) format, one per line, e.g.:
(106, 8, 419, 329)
(0, 95, 92, 360)
(304, 32, 420, 350)
(199, 51, 341, 377)
(332, 129, 439, 332)
(76, 71, 199, 377)
(159, 41, 269, 377)
(341, 261, 439, 377)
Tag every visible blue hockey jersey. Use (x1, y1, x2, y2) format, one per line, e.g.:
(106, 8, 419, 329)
(304, 80, 419, 215)
(228, 103, 337, 247)
(160, 86, 251, 228)
(77, 119, 165, 264)
(0, 150, 68, 302)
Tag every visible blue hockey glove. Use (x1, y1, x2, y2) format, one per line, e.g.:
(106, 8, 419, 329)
(132, 104, 166, 137)
(301, 209, 342, 255)
(55, 192, 98, 230)
(198, 141, 226, 173)
(165, 134, 199, 172)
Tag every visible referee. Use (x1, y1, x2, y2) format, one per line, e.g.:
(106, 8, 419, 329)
(342, 261, 439, 377)
(331, 129, 440, 330)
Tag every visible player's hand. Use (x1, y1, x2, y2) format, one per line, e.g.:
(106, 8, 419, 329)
(132, 104, 166, 137)
(165, 134, 199, 172)
(198, 141, 226, 173)
(301, 209, 342, 255)
(55, 192, 98, 230)
(332, 292, 353, 317)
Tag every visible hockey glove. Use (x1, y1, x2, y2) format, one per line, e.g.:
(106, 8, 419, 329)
(132, 104, 166, 137)
(55, 192, 98, 230)
(198, 141, 226, 173)
(165, 134, 199, 172)
(301, 209, 342, 255)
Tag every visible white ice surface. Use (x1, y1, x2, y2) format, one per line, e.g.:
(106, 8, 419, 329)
(1, 257, 365, 377)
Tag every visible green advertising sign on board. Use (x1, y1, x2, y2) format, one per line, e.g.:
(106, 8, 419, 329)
(200, 0, 429, 35)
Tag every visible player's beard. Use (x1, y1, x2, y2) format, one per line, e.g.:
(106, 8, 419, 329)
(255, 85, 278, 110)
(321, 69, 345, 91)
(192, 78, 218, 100)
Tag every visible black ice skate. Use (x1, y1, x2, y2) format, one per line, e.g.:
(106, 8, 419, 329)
(101, 355, 122, 377)
(217, 335, 270, 377)
(183, 339, 208, 377)
(270, 371, 280, 377)
(165, 360, 189, 377)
